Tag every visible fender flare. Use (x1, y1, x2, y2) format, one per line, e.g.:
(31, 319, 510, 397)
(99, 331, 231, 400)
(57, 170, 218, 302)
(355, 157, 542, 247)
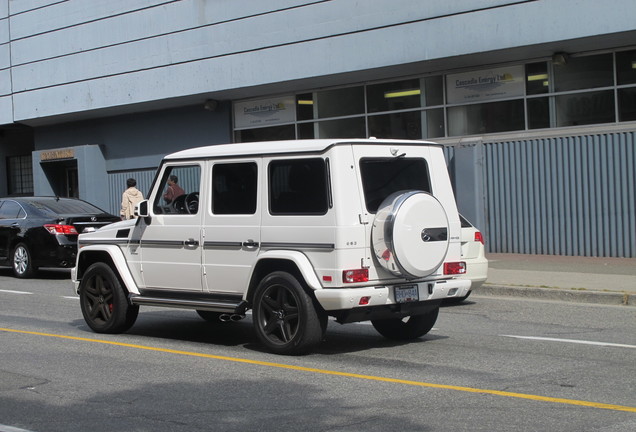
(76, 245, 141, 295)
(252, 249, 323, 291)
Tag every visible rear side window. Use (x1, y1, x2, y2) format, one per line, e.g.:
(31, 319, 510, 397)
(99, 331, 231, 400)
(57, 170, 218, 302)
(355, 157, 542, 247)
(212, 162, 257, 214)
(0, 200, 25, 219)
(269, 158, 328, 215)
(360, 157, 431, 213)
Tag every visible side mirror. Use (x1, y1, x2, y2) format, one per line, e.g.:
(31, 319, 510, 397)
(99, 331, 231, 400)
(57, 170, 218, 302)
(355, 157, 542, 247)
(135, 200, 149, 218)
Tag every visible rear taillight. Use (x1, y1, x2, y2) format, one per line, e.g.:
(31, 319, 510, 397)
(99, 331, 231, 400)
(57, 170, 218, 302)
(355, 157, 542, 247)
(343, 269, 369, 283)
(44, 224, 78, 235)
(444, 262, 466, 275)
(474, 231, 484, 245)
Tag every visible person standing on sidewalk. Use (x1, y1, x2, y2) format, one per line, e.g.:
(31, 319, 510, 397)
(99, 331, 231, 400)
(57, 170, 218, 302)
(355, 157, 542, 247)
(120, 178, 144, 220)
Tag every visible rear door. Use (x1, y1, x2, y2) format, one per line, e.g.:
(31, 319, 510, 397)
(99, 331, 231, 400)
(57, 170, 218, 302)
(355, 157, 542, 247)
(202, 159, 261, 294)
(0, 200, 25, 260)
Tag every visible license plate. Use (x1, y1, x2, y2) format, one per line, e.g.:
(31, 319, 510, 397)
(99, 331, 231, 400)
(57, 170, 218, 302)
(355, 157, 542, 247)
(394, 285, 419, 303)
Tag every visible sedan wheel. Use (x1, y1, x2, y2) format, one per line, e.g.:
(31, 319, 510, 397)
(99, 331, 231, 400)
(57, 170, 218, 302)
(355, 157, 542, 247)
(13, 243, 36, 278)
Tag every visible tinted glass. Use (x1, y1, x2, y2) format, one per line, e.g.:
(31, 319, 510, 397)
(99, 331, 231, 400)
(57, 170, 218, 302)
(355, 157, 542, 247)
(297, 87, 364, 120)
(618, 87, 636, 121)
(359, 158, 431, 213)
(528, 97, 550, 129)
(297, 117, 365, 139)
(368, 111, 422, 140)
(269, 158, 328, 215)
(212, 163, 257, 214)
(553, 54, 613, 92)
(616, 49, 636, 85)
(555, 90, 615, 127)
(447, 100, 524, 136)
(29, 199, 105, 215)
(526, 62, 549, 95)
(367, 79, 421, 113)
(0, 201, 24, 218)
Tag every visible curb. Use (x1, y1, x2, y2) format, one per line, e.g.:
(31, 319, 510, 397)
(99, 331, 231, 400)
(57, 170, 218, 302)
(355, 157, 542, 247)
(475, 284, 633, 307)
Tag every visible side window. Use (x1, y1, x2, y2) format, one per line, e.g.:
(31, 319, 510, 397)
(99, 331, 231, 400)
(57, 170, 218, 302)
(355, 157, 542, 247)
(153, 165, 201, 214)
(0, 200, 25, 219)
(269, 158, 328, 215)
(360, 157, 431, 213)
(212, 162, 257, 215)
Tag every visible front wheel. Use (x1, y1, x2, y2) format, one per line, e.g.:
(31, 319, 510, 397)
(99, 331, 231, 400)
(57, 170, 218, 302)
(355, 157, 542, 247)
(79, 262, 139, 333)
(13, 243, 37, 278)
(371, 307, 439, 340)
(252, 271, 325, 355)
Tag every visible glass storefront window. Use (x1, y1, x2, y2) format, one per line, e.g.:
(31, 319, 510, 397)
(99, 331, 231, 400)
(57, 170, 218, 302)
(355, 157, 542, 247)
(422, 108, 445, 138)
(234, 125, 295, 142)
(448, 100, 524, 136)
(618, 88, 636, 121)
(555, 90, 615, 127)
(554, 53, 613, 92)
(368, 111, 421, 139)
(296, 87, 364, 120)
(527, 97, 550, 129)
(616, 49, 636, 85)
(298, 117, 366, 139)
(367, 79, 421, 113)
(526, 62, 549, 95)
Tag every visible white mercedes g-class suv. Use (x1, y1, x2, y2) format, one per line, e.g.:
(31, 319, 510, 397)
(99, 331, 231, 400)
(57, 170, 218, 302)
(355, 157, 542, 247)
(72, 139, 470, 355)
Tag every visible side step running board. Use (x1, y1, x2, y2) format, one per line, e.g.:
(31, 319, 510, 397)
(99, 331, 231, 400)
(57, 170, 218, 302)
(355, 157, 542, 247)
(129, 295, 248, 314)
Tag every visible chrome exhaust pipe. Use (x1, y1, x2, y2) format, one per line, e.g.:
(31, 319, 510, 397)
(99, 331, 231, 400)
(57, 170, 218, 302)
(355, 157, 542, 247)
(219, 314, 231, 322)
(230, 314, 245, 322)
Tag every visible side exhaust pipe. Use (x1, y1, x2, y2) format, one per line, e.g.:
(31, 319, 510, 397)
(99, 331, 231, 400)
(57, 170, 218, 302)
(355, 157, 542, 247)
(219, 314, 245, 322)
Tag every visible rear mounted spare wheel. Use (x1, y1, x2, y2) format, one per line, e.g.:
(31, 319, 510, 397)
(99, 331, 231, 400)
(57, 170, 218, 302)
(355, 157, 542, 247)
(372, 191, 449, 278)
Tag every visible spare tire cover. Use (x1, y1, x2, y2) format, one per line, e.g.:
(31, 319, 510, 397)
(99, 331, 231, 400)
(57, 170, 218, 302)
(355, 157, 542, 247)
(372, 191, 449, 278)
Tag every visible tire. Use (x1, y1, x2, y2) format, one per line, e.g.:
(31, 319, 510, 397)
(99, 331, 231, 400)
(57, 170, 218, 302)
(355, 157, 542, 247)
(252, 271, 326, 355)
(79, 262, 139, 334)
(196, 310, 223, 322)
(13, 243, 37, 278)
(371, 307, 439, 340)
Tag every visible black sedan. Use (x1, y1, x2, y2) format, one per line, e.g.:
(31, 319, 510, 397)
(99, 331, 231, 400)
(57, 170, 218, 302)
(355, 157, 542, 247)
(0, 197, 120, 278)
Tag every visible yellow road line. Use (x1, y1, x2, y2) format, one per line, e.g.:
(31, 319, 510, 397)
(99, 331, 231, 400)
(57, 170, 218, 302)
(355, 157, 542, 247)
(2, 327, 635, 413)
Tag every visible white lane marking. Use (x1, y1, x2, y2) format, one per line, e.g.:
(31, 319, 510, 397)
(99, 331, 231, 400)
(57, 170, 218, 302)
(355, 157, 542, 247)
(0, 424, 37, 432)
(0, 289, 32, 295)
(63, 296, 79, 300)
(501, 335, 636, 349)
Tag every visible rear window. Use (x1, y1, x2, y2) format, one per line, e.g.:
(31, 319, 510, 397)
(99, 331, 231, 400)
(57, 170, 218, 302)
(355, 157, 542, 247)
(29, 199, 106, 215)
(360, 157, 431, 213)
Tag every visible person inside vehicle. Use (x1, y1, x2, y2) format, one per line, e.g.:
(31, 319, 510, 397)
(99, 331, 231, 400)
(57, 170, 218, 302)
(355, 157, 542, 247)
(163, 175, 185, 204)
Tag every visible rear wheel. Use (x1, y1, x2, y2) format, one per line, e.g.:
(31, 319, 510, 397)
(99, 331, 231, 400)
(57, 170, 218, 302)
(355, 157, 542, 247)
(13, 243, 37, 278)
(252, 271, 326, 355)
(371, 307, 439, 340)
(79, 262, 138, 333)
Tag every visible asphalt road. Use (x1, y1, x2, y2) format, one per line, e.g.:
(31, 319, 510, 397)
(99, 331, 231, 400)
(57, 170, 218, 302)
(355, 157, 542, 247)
(1, 268, 635, 432)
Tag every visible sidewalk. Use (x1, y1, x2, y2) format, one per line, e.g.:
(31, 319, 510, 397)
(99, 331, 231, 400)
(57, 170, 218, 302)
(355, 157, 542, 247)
(476, 253, 636, 306)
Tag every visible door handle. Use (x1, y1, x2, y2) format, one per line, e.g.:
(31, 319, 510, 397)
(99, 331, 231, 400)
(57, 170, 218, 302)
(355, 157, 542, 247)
(184, 238, 199, 248)
(242, 240, 259, 248)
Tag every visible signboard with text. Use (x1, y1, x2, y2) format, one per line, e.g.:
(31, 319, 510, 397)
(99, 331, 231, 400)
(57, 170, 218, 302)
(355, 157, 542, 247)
(234, 96, 296, 129)
(446, 65, 525, 104)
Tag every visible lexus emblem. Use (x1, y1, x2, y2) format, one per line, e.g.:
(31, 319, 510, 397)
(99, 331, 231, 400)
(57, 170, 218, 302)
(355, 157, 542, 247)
(421, 229, 431, 242)
(91, 216, 97, 222)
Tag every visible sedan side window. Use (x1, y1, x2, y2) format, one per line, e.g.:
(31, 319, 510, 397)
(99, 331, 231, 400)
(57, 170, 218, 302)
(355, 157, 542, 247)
(0, 201, 25, 219)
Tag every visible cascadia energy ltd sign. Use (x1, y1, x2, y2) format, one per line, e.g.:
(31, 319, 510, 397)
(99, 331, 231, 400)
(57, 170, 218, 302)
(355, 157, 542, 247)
(446, 65, 525, 104)
(234, 97, 295, 129)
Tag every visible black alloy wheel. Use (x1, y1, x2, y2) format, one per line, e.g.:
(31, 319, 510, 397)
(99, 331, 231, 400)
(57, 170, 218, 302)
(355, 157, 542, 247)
(371, 307, 439, 340)
(252, 271, 326, 355)
(79, 262, 139, 333)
